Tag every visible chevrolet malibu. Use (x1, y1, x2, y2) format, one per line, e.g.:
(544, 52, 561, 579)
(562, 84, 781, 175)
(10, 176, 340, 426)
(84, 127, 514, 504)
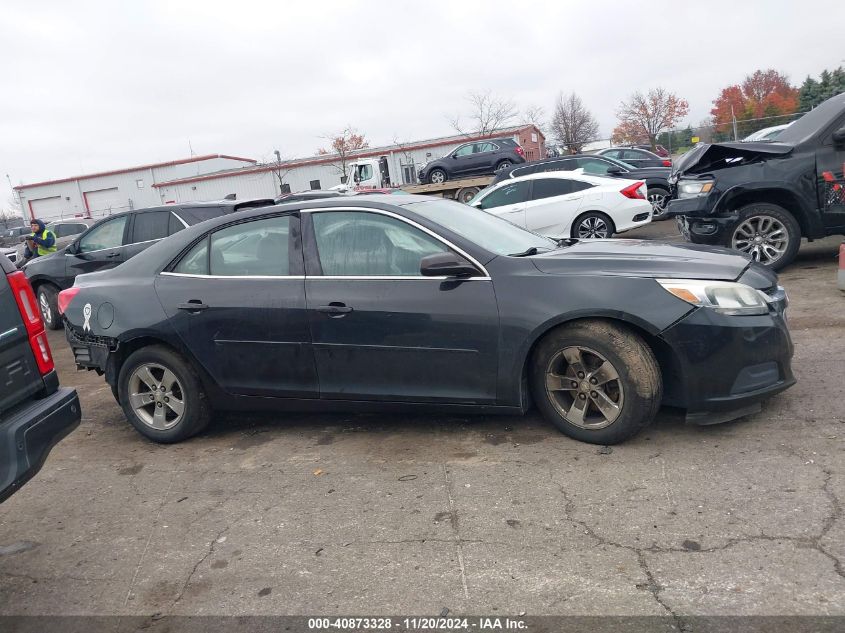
(59, 196, 795, 445)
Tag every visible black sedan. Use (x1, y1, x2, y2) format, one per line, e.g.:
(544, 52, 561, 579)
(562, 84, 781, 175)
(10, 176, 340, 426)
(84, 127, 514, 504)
(60, 196, 795, 445)
(596, 147, 671, 169)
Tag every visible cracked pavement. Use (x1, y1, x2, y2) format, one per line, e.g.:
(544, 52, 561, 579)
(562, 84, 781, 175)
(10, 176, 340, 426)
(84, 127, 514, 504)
(0, 224, 843, 617)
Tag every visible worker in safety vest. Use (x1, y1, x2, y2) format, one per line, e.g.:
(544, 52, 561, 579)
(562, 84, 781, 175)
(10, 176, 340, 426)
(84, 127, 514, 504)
(21, 219, 57, 265)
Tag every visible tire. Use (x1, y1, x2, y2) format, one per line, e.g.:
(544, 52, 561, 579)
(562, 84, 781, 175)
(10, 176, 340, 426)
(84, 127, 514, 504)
(530, 320, 661, 445)
(429, 169, 447, 185)
(647, 187, 671, 220)
(728, 203, 801, 270)
(496, 160, 512, 172)
(572, 211, 616, 239)
(456, 186, 481, 203)
(118, 345, 211, 443)
(36, 284, 61, 330)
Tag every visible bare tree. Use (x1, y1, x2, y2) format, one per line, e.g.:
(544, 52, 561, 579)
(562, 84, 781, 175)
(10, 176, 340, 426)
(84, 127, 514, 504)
(551, 93, 600, 154)
(521, 104, 547, 136)
(269, 150, 294, 194)
(392, 135, 418, 185)
(0, 206, 22, 229)
(450, 90, 518, 137)
(613, 87, 689, 149)
(317, 127, 369, 183)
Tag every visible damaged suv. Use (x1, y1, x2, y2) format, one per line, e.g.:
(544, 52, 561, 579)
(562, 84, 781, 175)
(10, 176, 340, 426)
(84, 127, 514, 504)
(669, 92, 845, 269)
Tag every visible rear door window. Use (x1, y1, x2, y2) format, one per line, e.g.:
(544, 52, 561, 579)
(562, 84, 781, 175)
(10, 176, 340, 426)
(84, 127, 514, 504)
(531, 178, 573, 200)
(131, 211, 171, 243)
(209, 216, 291, 276)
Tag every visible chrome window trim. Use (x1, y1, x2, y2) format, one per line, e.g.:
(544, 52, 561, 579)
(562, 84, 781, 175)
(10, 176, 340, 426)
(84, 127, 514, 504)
(160, 272, 304, 280)
(301, 206, 491, 278)
(171, 211, 190, 229)
(70, 237, 161, 256)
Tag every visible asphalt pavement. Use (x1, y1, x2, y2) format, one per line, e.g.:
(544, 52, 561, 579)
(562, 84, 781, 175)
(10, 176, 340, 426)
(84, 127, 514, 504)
(0, 220, 843, 623)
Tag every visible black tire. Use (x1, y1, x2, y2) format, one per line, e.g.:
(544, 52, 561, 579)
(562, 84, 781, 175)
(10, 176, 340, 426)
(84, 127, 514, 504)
(530, 320, 662, 445)
(572, 211, 616, 239)
(118, 345, 211, 443)
(429, 168, 447, 185)
(36, 284, 61, 330)
(647, 187, 671, 220)
(496, 160, 512, 172)
(728, 203, 801, 271)
(456, 187, 481, 203)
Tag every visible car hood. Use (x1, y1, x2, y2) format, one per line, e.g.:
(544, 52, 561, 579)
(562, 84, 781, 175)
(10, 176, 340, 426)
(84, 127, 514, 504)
(530, 239, 775, 287)
(672, 141, 793, 176)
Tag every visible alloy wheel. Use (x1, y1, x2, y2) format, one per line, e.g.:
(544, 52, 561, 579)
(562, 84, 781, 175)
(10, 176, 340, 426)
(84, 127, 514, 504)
(577, 216, 610, 239)
(38, 292, 52, 325)
(128, 363, 186, 430)
(731, 215, 788, 265)
(648, 192, 668, 217)
(430, 170, 445, 184)
(545, 346, 624, 430)
(497, 161, 512, 171)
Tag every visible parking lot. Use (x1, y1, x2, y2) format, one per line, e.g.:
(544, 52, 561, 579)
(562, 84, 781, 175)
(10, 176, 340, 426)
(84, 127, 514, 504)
(0, 221, 843, 619)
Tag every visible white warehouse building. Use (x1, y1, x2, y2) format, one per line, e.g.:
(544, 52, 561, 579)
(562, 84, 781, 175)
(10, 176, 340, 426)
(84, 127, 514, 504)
(155, 125, 545, 202)
(13, 154, 257, 222)
(13, 125, 545, 221)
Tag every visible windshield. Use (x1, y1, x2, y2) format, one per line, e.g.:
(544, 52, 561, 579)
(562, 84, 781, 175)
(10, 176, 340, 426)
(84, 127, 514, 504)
(402, 199, 557, 256)
(777, 93, 845, 145)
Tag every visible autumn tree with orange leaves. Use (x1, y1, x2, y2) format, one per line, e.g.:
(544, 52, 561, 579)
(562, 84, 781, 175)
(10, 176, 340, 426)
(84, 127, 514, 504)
(710, 69, 798, 137)
(317, 127, 369, 183)
(612, 88, 689, 150)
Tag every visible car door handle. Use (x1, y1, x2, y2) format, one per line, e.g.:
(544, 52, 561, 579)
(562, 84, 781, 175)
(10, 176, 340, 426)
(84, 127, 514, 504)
(317, 303, 353, 316)
(105, 252, 121, 259)
(177, 300, 209, 312)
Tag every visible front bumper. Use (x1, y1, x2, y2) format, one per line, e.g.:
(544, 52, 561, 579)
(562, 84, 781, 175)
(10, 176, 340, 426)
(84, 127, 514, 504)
(0, 387, 81, 503)
(658, 298, 795, 425)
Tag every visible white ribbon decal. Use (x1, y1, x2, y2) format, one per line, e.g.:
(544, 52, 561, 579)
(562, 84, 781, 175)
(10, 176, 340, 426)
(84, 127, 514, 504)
(83, 303, 92, 332)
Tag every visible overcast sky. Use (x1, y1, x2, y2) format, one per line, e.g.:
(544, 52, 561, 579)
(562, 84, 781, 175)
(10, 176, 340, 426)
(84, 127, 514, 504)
(1, 0, 841, 215)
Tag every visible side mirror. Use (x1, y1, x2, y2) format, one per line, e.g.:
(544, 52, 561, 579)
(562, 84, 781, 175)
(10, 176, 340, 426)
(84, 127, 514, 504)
(65, 242, 78, 255)
(606, 166, 624, 175)
(832, 126, 845, 145)
(420, 252, 479, 278)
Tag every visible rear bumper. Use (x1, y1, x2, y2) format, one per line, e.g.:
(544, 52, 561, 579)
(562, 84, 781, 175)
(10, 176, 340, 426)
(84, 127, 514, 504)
(0, 387, 81, 503)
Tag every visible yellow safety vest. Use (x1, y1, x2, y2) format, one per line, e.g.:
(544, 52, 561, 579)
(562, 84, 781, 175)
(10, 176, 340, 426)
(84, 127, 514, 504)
(32, 230, 57, 256)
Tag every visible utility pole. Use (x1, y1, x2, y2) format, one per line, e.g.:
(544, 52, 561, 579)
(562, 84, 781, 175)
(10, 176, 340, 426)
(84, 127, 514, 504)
(730, 104, 738, 141)
(5, 174, 24, 225)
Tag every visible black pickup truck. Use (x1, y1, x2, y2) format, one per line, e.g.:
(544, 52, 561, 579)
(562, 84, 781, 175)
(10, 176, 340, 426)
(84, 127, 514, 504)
(668, 91, 845, 269)
(0, 254, 80, 502)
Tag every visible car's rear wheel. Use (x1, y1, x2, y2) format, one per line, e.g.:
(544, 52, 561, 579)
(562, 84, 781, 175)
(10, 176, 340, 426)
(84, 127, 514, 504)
(572, 212, 615, 239)
(647, 187, 670, 220)
(456, 186, 481, 203)
(118, 346, 211, 443)
(496, 160, 512, 172)
(429, 168, 447, 184)
(729, 203, 801, 270)
(36, 284, 61, 330)
(530, 320, 661, 445)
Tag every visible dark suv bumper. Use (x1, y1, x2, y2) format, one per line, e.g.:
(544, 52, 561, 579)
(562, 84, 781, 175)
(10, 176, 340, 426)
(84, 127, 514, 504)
(668, 196, 737, 246)
(658, 295, 795, 425)
(0, 387, 81, 503)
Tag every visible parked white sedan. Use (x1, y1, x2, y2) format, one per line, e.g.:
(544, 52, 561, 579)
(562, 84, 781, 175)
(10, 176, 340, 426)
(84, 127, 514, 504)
(469, 171, 652, 239)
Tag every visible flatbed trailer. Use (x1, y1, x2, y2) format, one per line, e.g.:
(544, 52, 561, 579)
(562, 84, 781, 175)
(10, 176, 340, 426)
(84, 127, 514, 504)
(400, 176, 493, 203)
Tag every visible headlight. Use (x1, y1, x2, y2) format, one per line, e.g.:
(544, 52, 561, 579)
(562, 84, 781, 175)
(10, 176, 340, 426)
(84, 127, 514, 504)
(657, 279, 770, 315)
(677, 180, 714, 198)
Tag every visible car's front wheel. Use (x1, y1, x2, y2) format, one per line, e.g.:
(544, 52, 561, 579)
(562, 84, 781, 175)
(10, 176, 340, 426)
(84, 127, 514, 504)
(572, 212, 615, 239)
(530, 320, 661, 445)
(36, 284, 61, 330)
(118, 345, 211, 443)
(729, 203, 801, 270)
(429, 168, 447, 184)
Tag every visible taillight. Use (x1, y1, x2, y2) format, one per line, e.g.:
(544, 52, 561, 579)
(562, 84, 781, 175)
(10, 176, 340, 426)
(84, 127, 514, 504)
(58, 287, 80, 315)
(621, 181, 646, 200)
(662, 159, 672, 167)
(6, 271, 55, 375)
(515, 146, 525, 158)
